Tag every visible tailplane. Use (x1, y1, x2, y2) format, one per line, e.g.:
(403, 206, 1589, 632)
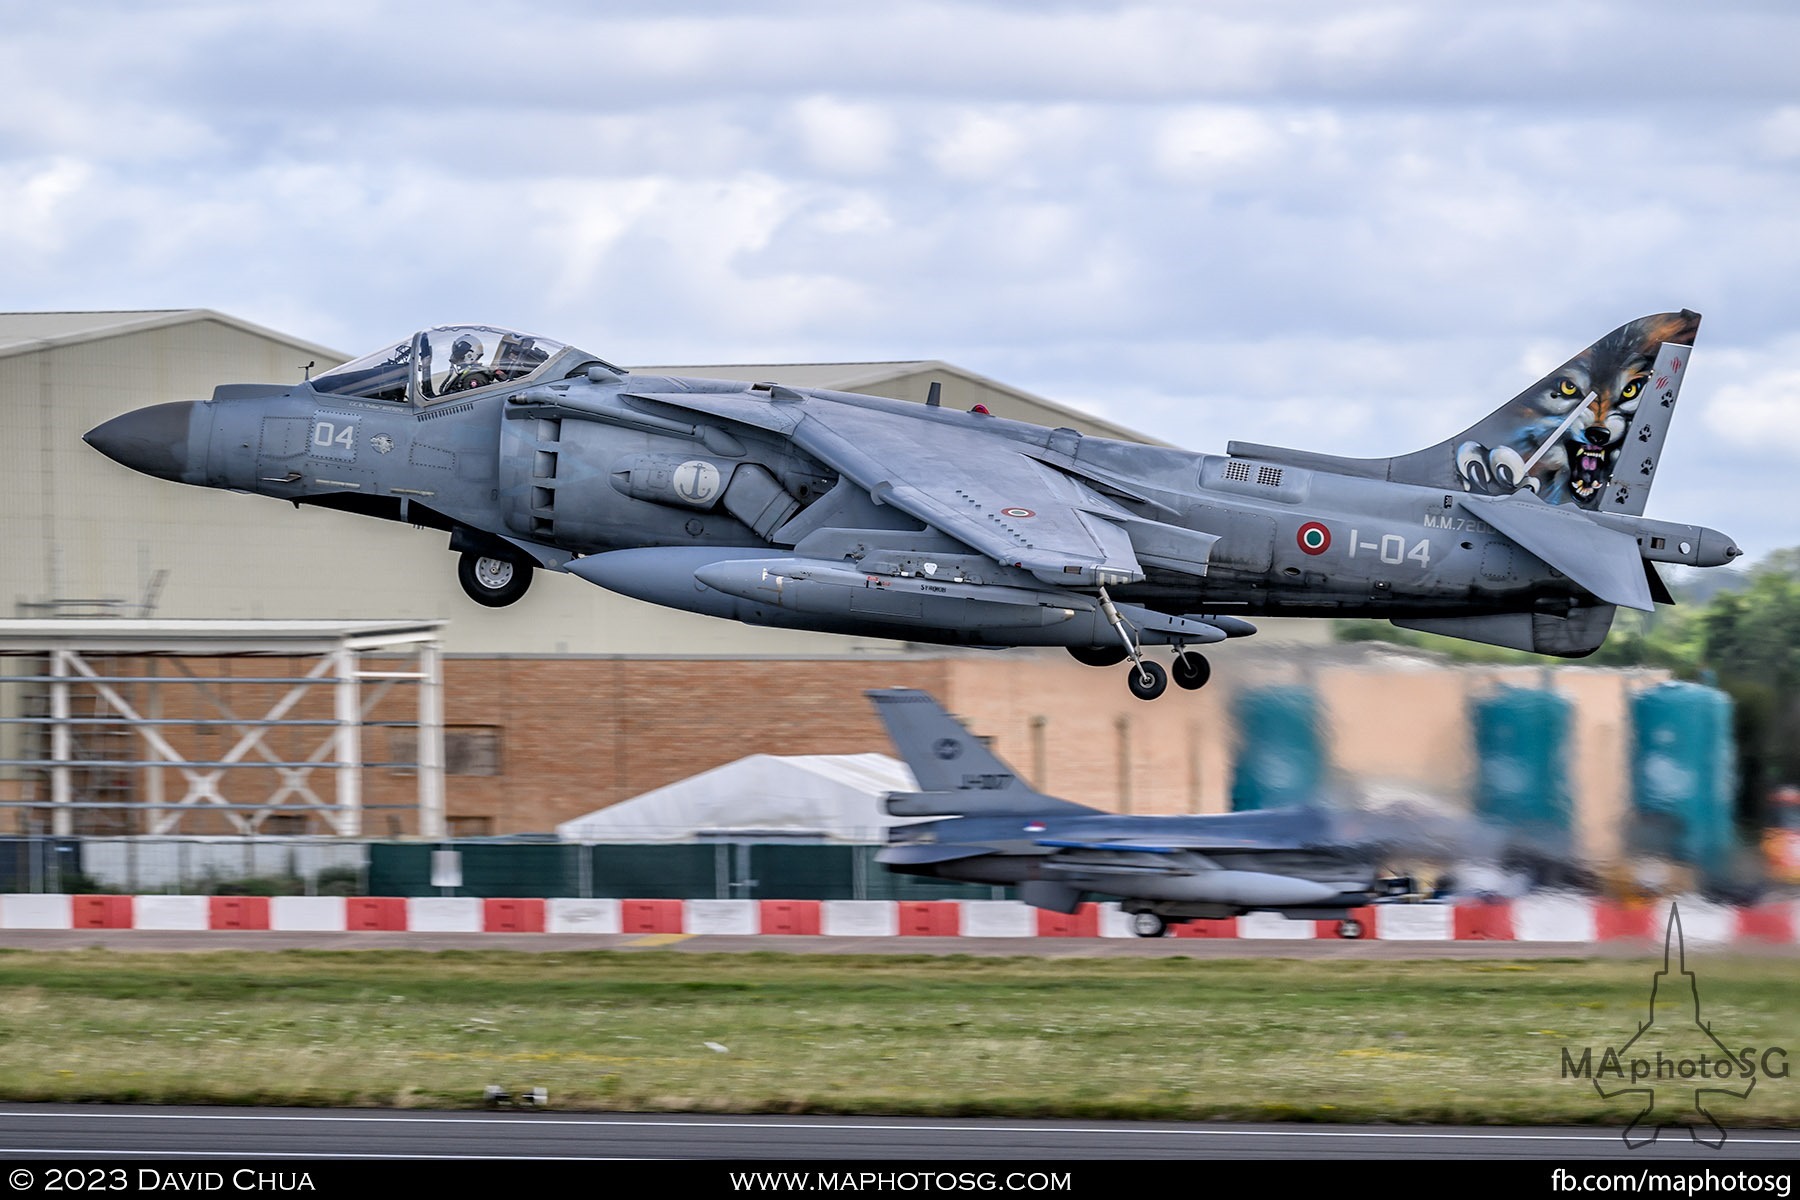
(1229, 311, 1700, 515)
(867, 688, 1096, 817)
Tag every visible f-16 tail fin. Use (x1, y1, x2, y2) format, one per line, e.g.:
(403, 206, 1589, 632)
(867, 688, 1096, 817)
(1228, 311, 1700, 515)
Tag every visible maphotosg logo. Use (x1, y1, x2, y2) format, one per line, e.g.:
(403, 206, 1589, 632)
(1558, 903, 1789, 1149)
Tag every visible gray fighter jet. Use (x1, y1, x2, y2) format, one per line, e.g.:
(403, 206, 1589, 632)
(84, 312, 1739, 700)
(869, 687, 1419, 937)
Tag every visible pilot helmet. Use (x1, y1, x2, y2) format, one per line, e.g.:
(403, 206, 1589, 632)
(451, 334, 485, 364)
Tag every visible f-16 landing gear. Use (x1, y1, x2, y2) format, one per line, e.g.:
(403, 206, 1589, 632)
(1129, 912, 1168, 938)
(458, 551, 532, 607)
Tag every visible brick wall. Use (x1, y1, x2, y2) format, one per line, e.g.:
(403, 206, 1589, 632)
(414, 657, 955, 834)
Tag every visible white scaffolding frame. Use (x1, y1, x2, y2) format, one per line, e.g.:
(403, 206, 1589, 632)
(0, 620, 445, 838)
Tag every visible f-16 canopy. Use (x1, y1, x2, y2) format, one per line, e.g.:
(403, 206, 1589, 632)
(310, 325, 594, 406)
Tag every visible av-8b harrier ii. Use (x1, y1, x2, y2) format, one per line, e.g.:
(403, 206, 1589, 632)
(85, 312, 1739, 700)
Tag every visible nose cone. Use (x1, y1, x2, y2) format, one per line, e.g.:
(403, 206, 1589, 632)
(84, 401, 203, 482)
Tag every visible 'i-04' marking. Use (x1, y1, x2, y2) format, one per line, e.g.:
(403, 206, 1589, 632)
(1347, 530, 1431, 568)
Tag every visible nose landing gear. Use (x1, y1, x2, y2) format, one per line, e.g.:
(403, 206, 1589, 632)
(458, 550, 533, 607)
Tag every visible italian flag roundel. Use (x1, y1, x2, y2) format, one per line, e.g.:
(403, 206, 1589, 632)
(1297, 522, 1331, 555)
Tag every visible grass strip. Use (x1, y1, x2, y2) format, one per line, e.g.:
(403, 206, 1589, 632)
(0, 948, 1794, 1124)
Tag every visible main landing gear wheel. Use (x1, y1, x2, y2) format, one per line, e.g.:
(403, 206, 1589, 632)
(458, 551, 532, 608)
(1172, 651, 1212, 690)
(1127, 659, 1168, 701)
(1130, 912, 1168, 938)
(1337, 917, 1365, 940)
(1068, 644, 1129, 668)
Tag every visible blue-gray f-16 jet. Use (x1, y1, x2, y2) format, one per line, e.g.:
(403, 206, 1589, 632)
(85, 312, 1738, 700)
(869, 687, 1430, 936)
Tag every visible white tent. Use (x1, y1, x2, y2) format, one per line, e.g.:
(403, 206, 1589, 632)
(555, 753, 919, 843)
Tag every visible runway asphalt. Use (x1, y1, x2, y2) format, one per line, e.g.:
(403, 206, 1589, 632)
(1, 1104, 1796, 1161)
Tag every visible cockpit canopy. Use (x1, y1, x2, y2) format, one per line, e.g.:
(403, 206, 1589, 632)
(310, 325, 597, 405)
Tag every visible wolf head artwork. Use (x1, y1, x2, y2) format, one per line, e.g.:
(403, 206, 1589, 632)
(1453, 312, 1700, 508)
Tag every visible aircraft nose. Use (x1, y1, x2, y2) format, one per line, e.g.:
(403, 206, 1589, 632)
(83, 401, 203, 482)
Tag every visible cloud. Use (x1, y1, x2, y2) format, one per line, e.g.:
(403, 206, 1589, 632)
(1, 1, 1795, 559)
(790, 97, 897, 177)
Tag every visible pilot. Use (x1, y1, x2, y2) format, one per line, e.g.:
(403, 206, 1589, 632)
(441, 334, 493, 394)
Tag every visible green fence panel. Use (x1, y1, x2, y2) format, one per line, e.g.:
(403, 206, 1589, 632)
(747, 844, 856, 899)
(588, 843, 721, 898)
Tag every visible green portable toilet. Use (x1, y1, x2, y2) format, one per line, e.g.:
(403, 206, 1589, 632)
(1231, 685, 1323, 810)
(1471, 686, 1572, 840)
(1631, 682, 1735, 875)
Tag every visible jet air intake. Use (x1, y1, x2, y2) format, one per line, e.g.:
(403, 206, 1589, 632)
(609, 456, 802, 540)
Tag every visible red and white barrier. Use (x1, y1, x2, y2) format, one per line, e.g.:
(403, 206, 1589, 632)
(1, 894, 1795, 943)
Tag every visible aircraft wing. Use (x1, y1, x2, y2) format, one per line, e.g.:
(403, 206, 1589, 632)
(622, 389, 1147, 588)
(1033, 806, 1335, 855)
(876, 844, 994, 866)
(1036, 839, 1179, 853)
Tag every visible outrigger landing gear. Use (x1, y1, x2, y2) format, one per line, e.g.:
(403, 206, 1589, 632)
(1098, 585, 1170, 701)
(1127, 660, 1167, 701)
(1172, 650, 1211, 691)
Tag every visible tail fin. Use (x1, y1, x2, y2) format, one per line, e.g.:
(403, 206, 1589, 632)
(866, 688, 1095, 816)
(1230, 311, 1701, 514)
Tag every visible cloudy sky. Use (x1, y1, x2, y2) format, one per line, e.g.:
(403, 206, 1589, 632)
(4, 0, 1795, 560)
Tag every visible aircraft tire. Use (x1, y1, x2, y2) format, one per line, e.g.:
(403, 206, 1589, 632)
(1126, 659, 1167, 701)
(458, 551, 532, 608)
(1172, 652, 1211, 690)
(1337, 917, 1365, 940)
(1068, 644, 1129, 668)
(1130, 912, 1168, 938)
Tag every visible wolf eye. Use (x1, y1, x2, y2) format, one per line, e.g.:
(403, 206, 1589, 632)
(1557, 379, 1579, 398)
(1621, 379, 1642, 400)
